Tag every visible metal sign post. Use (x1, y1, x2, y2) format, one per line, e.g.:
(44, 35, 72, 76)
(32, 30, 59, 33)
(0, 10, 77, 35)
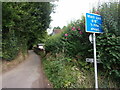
(93, 33, 98, 88)
(86, 13, 103, 88)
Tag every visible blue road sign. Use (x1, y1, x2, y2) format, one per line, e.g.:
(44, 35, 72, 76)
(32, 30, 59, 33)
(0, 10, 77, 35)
(86, 13, 103, 33)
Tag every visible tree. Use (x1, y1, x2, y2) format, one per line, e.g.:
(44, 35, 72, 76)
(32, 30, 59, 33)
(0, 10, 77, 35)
(62, 26, 67, 30)
(2, 2, 54, 60)
(53, 26, 61, 29)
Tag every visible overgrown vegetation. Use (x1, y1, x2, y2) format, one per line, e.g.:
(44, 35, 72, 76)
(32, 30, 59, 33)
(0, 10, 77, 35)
(2, 1, 119, 88)
(45, 16, 93, 59)
(2, 2, 54, 60)
(96, 1, 120, 82)
(43, 1, 120, 88)
(42, 53, 119, 88)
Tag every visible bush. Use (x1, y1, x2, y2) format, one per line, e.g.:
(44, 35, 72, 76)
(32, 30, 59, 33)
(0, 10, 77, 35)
(45, 33, 63, 54)
(42, 53, 119, 88)
(45, 17, 93, 59)
(44, 1, 120, 86)
(2, 33, 19, 60)
(2, 2, 54, 61)
(33, 47, 45, 57)
(96, 1, 120, 81)
(42, 53, 90, 88)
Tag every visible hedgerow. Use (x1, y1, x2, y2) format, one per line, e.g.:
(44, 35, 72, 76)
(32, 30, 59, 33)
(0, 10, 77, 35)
(2, 2, 54, 60)
(45, 1, 120, 86)
(96, 1, 120, 81)
(45, 16, 93, 59)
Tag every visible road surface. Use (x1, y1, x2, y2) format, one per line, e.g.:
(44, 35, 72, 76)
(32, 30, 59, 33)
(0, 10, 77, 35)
(1, 50, 51, 88)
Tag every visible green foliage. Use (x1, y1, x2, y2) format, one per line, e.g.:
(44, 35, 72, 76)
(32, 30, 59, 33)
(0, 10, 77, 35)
(44, 0, 120, 87)
(45, 33, 63, 53)
(42, 53, 119, 88)
(2, 2, 54, 60)
(45, 16, 93, 58)
(33, 47, 45, 58)
(2, 31, 19, 60)
(53, 26, 61, 29)
(42, 53, 85, 88)
(95, 1, 120, 81)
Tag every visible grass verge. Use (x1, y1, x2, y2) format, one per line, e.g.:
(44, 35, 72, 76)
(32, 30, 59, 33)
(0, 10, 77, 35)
(42, 53, 119, 88)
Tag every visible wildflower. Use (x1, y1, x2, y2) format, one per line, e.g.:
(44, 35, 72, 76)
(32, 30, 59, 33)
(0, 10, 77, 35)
(78, 27, 81, 30)
(64, 33, 68, 36)
(95, 11, 100, 14)
(79, 31, 82, 34)
(72, 27, 76, 31)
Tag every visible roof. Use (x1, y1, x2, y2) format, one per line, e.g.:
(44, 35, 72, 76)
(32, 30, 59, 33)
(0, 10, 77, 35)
(53, 29, 64, 35)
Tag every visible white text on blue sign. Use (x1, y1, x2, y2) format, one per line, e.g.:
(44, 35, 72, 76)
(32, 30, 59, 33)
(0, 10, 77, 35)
(86, 13, 103, 33)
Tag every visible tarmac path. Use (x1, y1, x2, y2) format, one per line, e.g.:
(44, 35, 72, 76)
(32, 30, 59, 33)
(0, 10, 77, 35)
(1, 50, 51, 88)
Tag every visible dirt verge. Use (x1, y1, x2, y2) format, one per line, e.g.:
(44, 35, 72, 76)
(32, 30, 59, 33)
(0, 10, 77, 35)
(2, 51, 28, 73)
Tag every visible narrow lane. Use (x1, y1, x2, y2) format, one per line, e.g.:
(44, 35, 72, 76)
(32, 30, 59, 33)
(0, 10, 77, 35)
(2, 50, 51, 88)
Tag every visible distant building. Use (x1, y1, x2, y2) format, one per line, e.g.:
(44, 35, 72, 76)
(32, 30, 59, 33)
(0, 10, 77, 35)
(51, 29, 64, 35)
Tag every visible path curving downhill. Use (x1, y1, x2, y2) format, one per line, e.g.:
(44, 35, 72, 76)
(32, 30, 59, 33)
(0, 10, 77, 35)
(1, 50, 52, 88)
